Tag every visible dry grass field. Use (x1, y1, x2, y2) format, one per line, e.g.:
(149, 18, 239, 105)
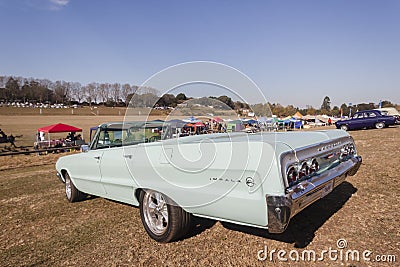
(0, 106, 232, 148)
(0, 113, 399, 266)
(0, 111, 169, 148)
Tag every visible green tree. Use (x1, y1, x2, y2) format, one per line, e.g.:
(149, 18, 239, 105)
(331, 106, 340, 117)
(156, 94, 177, 107)
(355, 102, 375, 111)
(306, 105, 316, 115)
(217, 95, 235, 109)
(21, 80, 32, 102)
(54, 80, 69, 104)
(5, 77, 20, 101)
(251, 103, 270, 116)
(176, 93, 187, 102)
(271, 103, 285, 117)
(381, 100, 394, 108)
(321, 96, 331, 111)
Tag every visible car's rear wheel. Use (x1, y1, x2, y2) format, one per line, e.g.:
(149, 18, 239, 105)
(375, 122, 385, 129)
(340, 125, 349, 131)
(139, 190, 191, 242)
(65, 172, 87, 202)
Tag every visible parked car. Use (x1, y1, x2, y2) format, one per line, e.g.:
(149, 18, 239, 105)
(56, 121, 362, 242)
(374, 107, 400, 124)
(335, 110, 397, 131)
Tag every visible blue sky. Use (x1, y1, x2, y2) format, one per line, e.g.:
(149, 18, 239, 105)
(0, 0, 399, 107)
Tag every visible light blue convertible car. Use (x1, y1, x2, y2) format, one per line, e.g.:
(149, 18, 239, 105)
(56, 121, 362, 242)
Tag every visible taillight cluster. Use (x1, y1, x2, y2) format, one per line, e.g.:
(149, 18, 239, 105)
(287, 158, 319, 185)
(340, 143, 356, 159)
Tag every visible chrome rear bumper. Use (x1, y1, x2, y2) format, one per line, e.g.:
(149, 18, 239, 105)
(267, 155, 362, 233)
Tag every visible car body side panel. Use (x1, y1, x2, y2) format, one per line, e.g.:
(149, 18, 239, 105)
(99, 146, 139, 205)
(57, 151, 106, 196)
(124, 142, 282, 226)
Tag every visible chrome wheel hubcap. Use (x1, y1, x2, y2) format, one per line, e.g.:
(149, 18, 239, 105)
(65, 177, 72, 199)
(143, 191, 168, 235)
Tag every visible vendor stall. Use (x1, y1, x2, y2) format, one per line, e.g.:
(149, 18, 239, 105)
(35, 123, 84, 149)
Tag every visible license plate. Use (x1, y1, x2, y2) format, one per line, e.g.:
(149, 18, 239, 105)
(321, 181, 334, 198)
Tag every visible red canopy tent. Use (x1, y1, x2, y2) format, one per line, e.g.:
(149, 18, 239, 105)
(184, 122, 205, 134)
(38, 123, 82, 133)
(36, 123, 83, 147)
(185, 122, 205, 127)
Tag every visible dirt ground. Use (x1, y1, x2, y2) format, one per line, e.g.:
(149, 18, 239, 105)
(0, 122, 399, 266)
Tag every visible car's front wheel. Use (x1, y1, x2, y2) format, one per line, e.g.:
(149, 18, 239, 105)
(139, 190, 191, 242)
(375, 122, 385, 129)
(340, 125, 349, 131)
(65, 172, 87, 202)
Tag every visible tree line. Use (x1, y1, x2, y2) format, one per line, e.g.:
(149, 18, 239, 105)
(0, 75, 252, 110)
(252, 96, 397, 117)
(0, 76, 140, 107)
(0, 76, 397, 117)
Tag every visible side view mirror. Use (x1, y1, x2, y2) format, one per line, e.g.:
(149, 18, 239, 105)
(80, 144, 89, 152)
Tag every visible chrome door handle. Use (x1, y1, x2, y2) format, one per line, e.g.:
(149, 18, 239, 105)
(123, 155, 133, 159)
(94, 156, 101, 160)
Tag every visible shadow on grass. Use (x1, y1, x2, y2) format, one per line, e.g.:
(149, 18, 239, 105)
(220, 181, 357, 248)
(93, 196, 217, 242)
(75, 194, 99, 202)
(185, 217, 217, 240)
(79, 182, 356, 246)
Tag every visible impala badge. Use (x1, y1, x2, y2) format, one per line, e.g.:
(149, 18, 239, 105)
(246, 177, 255, 187)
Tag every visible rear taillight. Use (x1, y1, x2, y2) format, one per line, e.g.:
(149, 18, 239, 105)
(310, 158, 319, 173)
(287, 158, 319, 186)
(286, 142, 356, 187)
(299, 162, 310, 178)
(287, 166, 298, 184)
(340, 143, 356, 159)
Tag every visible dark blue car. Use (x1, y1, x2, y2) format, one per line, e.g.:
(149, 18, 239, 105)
(335, 110, 397, 131)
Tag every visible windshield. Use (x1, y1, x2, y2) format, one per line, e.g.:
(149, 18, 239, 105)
(91, 124, 170, 150)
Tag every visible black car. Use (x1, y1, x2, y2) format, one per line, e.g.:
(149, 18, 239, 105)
(335, 110, 397, 131)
